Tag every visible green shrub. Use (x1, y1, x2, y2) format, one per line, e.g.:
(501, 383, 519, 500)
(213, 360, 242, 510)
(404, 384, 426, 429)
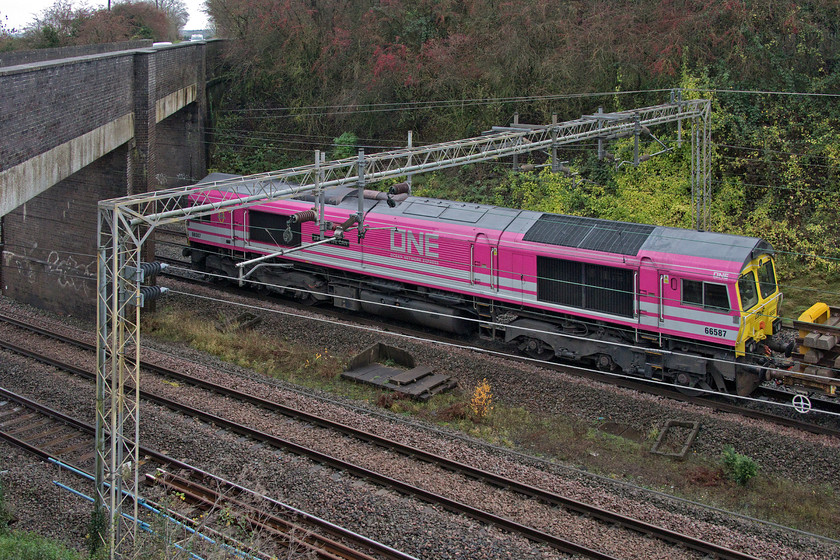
(331, 132, 358, 160)
(722, 445, 758, 486)
(86, 507, 107, 557)
(0, 530, 83, 560)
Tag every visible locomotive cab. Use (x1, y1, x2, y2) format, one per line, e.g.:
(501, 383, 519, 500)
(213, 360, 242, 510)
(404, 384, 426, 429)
(735, 254, 781, 357)
(732, 253, 784, 395)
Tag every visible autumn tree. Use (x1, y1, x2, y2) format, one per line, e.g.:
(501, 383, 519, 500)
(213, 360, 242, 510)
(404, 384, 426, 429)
(18, 0, 184, 48)
(0, 11, 19, 51)
(157, 0, 190, 36)
(112, 2, 175, 40)
(24, 0, 92, 48)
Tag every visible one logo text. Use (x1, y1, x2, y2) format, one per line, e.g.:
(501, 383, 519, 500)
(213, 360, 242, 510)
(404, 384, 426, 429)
(390, 230, 439, 258)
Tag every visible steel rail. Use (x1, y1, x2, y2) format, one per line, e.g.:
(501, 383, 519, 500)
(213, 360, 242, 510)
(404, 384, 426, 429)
(0, 338, 617, 560)
(0, 315, 765, 560)
(148, 471, 379, 560)
(6, 297, 840, 436)
(0, 387, 417, 560)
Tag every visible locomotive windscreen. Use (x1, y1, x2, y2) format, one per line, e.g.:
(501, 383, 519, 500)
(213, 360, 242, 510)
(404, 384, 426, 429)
(537, 257, 634, 317)
(524, 214, 654, 256)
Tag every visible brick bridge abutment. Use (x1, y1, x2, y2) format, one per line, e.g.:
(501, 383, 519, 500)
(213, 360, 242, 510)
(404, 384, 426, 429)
(0, 40, 221, 317)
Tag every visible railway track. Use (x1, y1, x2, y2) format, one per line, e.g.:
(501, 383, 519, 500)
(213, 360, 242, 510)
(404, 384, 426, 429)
(152, 262, 840, 438)
(0, 311, 768, 560)
(0, 387, 416, 560)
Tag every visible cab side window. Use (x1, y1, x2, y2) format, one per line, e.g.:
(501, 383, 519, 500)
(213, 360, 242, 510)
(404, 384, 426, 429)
(682, 279, 703, 306)
(738, 272, 759, 311)
(682, 279, 730, 312)
(704, 283, 730, 311)
(757, 260, 777, 299)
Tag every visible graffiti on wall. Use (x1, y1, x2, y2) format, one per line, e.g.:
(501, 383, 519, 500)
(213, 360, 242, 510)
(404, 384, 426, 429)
(2, 245, 37, 285)
(47, 251, 95, 296)
(3, 246, 95, 296)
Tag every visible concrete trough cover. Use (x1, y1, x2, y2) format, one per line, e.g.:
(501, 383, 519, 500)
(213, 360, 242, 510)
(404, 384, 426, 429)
(650, 420, 700, 458)
(341, 343, 456, 400)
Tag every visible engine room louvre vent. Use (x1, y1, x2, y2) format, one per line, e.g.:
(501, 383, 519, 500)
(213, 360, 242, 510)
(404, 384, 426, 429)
(523, 214, 655, 256)
(537, 257, 634, 317)
(250, 210, 302, 247)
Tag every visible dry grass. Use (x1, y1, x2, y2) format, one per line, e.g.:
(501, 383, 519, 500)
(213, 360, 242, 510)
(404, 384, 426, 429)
(144, 308, 348, 391)
(778, 266, 840, 320)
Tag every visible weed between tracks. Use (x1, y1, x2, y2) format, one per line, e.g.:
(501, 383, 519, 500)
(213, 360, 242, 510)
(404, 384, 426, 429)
(144, 306, 840, 541)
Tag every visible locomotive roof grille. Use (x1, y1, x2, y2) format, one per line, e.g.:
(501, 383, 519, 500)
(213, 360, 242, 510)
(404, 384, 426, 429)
(523, 214, 655, 256)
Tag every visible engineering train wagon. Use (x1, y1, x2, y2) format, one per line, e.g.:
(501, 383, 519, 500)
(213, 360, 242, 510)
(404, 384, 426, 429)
(184, 173, 788, 396)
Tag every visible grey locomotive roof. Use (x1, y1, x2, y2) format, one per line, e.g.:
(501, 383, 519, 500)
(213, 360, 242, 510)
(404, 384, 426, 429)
(517, 211, 771, 268)
(641, 227, 772, 264)
(197, 177, 382, 210)
(369, 196, 521, 230)
(195, 175, 771, 267)
(199, 178, 519, 228)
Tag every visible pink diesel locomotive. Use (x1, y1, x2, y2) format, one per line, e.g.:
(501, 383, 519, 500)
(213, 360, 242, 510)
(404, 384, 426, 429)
(184, 174, 786, 396)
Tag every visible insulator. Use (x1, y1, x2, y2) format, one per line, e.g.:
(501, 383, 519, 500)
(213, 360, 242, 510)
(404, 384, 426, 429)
(127, 261, 169, 282)
(131, 286, 170, 307)
(337, 215, 359, 231)
(140, 286, 169, 299)
(139, 261, 168, 277)
(363, 190, 383, 200)
(389, 182, 410, 195)
(287, 210, 317, 224)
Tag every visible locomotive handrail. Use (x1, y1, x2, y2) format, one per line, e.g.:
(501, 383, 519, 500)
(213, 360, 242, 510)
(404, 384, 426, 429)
(236, 232, 350, 271)
(633, 272, 639, 320)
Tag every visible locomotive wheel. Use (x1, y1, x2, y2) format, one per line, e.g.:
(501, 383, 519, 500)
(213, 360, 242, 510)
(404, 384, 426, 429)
(673, 371, 709, 397)
(295, 289, 317, 306)
(520, 337, 553, 361)
(208, 256, 237, 286)
(209, 269, 232, 286)
(596, 354, 616, 372)
(252, 279, 268, 294)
